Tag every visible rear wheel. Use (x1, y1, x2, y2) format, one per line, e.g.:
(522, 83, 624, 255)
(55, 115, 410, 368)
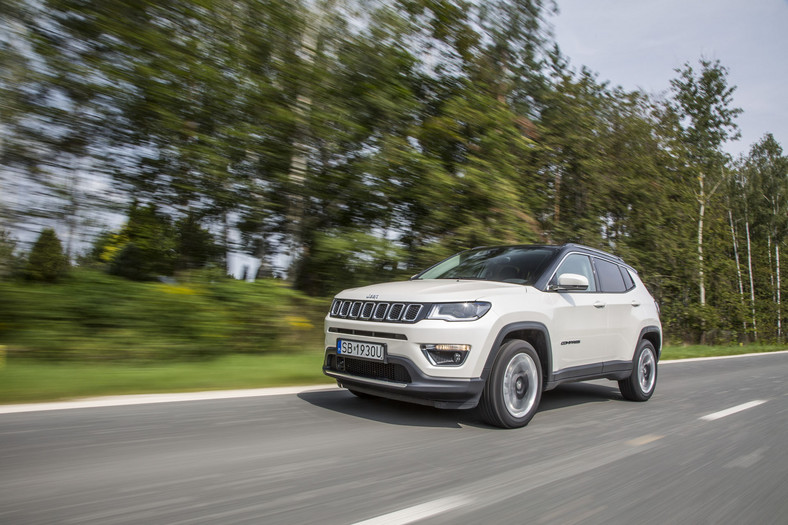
(619, 340, 657, 401)
(479, 340, 542, 428)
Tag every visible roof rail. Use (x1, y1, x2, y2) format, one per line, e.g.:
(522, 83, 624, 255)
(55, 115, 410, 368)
(562, 243, 624, 262)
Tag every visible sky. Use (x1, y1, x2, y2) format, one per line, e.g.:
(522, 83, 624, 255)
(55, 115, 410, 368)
(550, 0, 788, 157)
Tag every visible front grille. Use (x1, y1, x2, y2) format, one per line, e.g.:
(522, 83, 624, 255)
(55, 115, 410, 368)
(327, 355, 411, 383)
(330, 299, 426, 323)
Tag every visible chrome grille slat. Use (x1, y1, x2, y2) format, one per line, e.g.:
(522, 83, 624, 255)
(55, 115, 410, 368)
(331, 299, 342, 316)
(387, 303, 405, 321)
(373, 303, 389, 320)
(350, 301, 362, 318)
(339, 301, 352, 317)
(361, 302, 375, 319)
(403, 304, 422, 322)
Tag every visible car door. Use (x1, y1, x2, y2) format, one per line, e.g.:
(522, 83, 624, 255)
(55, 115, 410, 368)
(593, 259, 641, 362)
(548, 253, 609, 372)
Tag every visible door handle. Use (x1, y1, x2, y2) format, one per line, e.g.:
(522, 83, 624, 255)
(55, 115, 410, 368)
(631, 300, 641, 307)
(593, 301, 606, 309)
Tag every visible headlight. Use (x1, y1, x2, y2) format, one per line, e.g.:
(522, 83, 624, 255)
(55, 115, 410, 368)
(426, 302, 491, 321)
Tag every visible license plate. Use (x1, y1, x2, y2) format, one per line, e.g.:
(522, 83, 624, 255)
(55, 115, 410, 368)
(337, 339, 386, 361)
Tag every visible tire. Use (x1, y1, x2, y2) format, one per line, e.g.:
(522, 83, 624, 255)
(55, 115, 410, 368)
(479, 339, 543, 429)
(619, 339, 657, 401)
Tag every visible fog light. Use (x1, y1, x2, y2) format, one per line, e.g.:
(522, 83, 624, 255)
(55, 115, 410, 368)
(422, 344, 470, 366)
(433, 344, 471, 352)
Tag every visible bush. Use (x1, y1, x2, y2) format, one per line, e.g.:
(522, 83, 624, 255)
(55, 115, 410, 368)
(0, 268, 327, 361)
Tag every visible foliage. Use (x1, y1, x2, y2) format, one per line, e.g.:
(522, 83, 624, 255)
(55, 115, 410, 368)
(88, 206, 219, 279)
(24, 228, 69, 282)
(1, 0, 785, 347)
(296, 229, 409, 296)
(0, 268, 327, 361)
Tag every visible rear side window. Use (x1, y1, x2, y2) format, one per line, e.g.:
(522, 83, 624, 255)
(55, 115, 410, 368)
(621, 267, 635, 290)
(594, 259, 627, 293)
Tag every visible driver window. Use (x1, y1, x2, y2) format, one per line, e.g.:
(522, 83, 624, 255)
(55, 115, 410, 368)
(553, 254, 597, 292)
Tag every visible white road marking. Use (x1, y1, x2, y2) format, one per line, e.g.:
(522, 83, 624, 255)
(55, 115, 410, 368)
(700, 400, 768, 421)
(725, 447, 767, 469)
(0, 384, 337, 415)
(353, 437, 663, 525)
(351, 496, 472, 525)
(626, 434, 664, 447)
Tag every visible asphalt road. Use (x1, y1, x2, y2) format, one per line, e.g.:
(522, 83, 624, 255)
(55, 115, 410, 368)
(1, 353, 786, 525)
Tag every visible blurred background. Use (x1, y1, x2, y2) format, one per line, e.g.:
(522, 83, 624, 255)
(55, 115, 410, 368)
(0, 0, 786, 368)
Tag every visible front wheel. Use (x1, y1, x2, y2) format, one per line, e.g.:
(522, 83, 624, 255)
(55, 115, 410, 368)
(479, 340, 542, 428)
(619, 339, 657, 401)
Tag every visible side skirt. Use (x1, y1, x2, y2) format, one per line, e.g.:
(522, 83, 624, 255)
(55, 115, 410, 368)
(544, 361, 633, 391)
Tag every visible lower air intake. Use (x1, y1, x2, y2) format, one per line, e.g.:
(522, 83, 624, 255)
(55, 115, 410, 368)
(330, 355, 411, 383)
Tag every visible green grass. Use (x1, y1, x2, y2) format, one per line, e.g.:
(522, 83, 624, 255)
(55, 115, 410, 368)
(1, 344, 785, 405)
(0, 353, 334, 404)
(661, 344, 787, 360)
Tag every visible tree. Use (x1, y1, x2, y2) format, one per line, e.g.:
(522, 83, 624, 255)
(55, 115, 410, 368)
(175, 213, 222, 272)
(670, 58, 742, 310)
(0, 230, 19, 279)
(25, 228, 69, 282)
(106, 203, 177, 281)
(741, 134, 788, 341)
(0, 0, 122, 259)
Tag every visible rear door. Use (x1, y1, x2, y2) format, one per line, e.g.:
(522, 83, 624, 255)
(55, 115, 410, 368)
(593, 258, 638, 362)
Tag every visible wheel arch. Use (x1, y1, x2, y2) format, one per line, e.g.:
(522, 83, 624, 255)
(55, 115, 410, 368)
(482, 322, 553, 386)
(639, 326, 662, 360)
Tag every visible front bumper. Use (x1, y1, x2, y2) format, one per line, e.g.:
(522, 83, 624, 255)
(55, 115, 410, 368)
(322, 348, 485, 409)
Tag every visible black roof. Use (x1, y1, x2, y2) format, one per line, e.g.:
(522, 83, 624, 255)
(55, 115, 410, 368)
(470, 243, 626, 265)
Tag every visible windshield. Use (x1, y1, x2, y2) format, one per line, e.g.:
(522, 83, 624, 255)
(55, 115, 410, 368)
(415, 246, 559, 285)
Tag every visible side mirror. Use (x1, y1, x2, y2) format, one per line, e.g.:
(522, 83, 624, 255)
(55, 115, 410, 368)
(551, 273, 589, 291)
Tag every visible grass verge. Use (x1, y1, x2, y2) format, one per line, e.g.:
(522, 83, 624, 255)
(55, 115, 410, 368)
(660, 344, 787, 360)
(0, 344, 785, 405)
(0, 353, 334, 404)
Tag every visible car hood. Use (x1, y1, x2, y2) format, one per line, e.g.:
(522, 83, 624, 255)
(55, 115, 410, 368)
(335, 279, 528, 303)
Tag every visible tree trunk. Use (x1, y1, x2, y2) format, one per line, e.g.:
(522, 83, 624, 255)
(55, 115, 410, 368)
(222, 211, 230, 276)
(64, 166, 79, 263)
(767, 235, 775, 301)
(777, 243, 782, 342)
(697, 175, 706, 307)
(728, 209, 747, 333)
(284, 0, 340, 282)
(746, 221, 758, 340)
(554, 169, 561, 232)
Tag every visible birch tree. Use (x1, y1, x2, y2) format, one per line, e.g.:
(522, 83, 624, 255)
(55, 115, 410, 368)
(670, 59, 741, 309)
(744, 134, 788, 341)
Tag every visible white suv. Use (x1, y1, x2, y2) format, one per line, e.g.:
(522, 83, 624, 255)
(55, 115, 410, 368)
(322, 244, 662, 428)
